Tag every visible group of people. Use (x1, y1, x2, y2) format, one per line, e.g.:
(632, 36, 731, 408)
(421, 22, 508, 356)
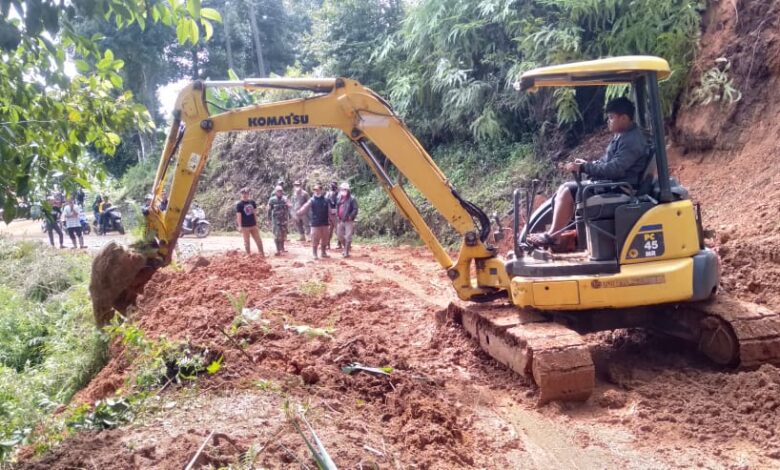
(43, 189, 87, 249)
(236, 180, 358, 258)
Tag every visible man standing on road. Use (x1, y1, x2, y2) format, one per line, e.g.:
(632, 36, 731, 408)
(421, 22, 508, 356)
(336, 182, 358, 258)
(296, 183, 330, 259)
(44, 196, 64, 248)
(92, 194, 103, 232)
(290, 180, 310, 242)
(76, 187, 85, 207)
(268, 185, 290, 256)
(235, 187, 265, 256)
(63, 199, 85, 249)
(325, 181, 339, 250)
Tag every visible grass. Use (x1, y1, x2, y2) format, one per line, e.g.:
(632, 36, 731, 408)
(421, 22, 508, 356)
(0, 238, 107, 462)
(299, 280, 327, 298)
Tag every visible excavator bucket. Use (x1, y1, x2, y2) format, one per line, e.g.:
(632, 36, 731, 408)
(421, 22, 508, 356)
(89, 241, 159, 326)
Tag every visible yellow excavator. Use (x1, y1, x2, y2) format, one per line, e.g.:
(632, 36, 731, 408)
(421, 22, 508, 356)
(91, 56, 780, 403)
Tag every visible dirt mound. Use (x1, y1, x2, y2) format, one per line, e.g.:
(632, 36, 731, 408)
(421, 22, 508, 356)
(670, 0, 780, 309)
(18, 428, 245, 470)
(89, 241, 151, 326)
(59, 248, 511, 468)
(592, 329, 780, 461)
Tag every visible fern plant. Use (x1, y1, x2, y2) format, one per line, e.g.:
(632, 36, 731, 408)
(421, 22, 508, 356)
(687, 59, 742, 107)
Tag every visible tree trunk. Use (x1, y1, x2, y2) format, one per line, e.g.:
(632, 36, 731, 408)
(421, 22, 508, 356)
(191, 46, 199, 80)
(224, 2, 235, 73)
(248, 1, 267, 77)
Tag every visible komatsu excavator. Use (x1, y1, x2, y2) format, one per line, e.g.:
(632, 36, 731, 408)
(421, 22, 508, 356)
(91, 56, 780, 403)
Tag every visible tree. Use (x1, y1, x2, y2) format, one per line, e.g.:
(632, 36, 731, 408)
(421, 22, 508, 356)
(0, 0, 221, 222)
(303, 0, 403, 92)
(199, 0, 306, 80)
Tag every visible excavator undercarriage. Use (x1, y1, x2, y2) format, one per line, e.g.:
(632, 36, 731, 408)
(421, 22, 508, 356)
(442, 296, 780, 403)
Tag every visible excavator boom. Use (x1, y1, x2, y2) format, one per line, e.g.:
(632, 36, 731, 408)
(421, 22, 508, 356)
(90, 78, 510, 325)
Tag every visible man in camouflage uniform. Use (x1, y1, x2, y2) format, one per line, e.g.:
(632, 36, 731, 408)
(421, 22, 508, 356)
(267, 185, 290, 255)
(290, 180, 310, 242)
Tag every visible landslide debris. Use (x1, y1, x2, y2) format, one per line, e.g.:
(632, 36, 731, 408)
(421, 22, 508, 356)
(89, 241, 151, 326)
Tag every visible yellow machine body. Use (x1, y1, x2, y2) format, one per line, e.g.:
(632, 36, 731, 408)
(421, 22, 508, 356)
(142, 56, 715, 313)
(509, 200, 703, 310)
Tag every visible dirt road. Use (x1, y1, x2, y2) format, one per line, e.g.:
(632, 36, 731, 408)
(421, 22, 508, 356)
(0, 219, 282, 256)
(10, 227, 779, 469)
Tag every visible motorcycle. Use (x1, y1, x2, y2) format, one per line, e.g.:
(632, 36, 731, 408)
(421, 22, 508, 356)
(79, 212, 91, 235)
(181, 203, 210, 238)
(94, 206, 125, 235)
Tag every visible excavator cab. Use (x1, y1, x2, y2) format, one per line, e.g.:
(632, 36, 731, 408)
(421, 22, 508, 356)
(504, 56, 720, 309)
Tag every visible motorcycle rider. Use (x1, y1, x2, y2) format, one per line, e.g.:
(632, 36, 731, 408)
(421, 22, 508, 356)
(99, 196, 113, 234)
(92, 194, 103, 232)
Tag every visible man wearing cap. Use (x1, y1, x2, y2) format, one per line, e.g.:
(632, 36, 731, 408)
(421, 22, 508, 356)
(236, 187, 265, 256)
(325, 181, 340, 250)
(336, 182, 359, 257)
(290, 180, 310, 242)
(296, 183, 330, 259)
(267, 185, 290, 255)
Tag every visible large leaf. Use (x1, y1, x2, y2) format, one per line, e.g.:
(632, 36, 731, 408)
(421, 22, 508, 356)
(200, 7, 222, 22)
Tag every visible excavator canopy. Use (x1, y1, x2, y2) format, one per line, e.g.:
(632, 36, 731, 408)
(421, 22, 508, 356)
(516, 55, 671, 91)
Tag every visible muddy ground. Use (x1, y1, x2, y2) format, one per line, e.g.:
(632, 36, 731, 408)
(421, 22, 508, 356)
(13, 241, 780, 470)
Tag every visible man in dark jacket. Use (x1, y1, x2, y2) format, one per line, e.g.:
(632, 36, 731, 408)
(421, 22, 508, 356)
(336, 182, 359, 257)
(297, 183, 331, 259)
(528, 97, 648, 248)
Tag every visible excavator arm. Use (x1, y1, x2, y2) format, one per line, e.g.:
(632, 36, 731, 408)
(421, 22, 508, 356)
(94, 78, 510, 320)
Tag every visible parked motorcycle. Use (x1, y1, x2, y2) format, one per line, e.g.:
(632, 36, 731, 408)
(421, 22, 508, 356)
(94, 206, 125, 235)
(181, 203, 210, 238)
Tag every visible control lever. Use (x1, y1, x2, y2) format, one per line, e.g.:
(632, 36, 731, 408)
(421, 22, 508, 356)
(492, 211, 504, 242)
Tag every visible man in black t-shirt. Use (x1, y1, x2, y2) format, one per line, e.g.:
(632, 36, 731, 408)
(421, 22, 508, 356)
(235, 187, 265, 256)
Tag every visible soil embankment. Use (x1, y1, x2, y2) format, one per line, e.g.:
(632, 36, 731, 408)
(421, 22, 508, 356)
(672, 0, 780, 309)
(17, 244, 780, 469)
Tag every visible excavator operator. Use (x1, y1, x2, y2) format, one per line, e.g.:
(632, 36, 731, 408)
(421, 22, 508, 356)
(527, 97, 649, 248)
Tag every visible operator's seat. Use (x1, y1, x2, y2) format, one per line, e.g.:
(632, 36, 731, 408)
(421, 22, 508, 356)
(578, 141, 656, 260)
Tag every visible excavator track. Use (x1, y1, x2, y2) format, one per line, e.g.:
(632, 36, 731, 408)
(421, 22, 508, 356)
(682, 295, 780, 368)
(440, 303, 595, 403)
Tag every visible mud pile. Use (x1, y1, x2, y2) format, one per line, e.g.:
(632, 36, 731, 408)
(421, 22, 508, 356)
(671, 0, 780, 309)
(89, 241, 150, 326)
(592, 330, 780, 460)
(56, 249, 512, 468)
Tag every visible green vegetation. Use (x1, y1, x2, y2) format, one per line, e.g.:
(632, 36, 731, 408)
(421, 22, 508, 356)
(688, 58, 742, 107)
(299, 280, 327, 298)
(104, 318, 221, 390)
(0, 239, 106, 461)
(0, 0, 219, 222)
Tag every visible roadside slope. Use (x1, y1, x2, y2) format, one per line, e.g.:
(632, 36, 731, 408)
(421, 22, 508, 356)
(671, 0, 780, 309)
